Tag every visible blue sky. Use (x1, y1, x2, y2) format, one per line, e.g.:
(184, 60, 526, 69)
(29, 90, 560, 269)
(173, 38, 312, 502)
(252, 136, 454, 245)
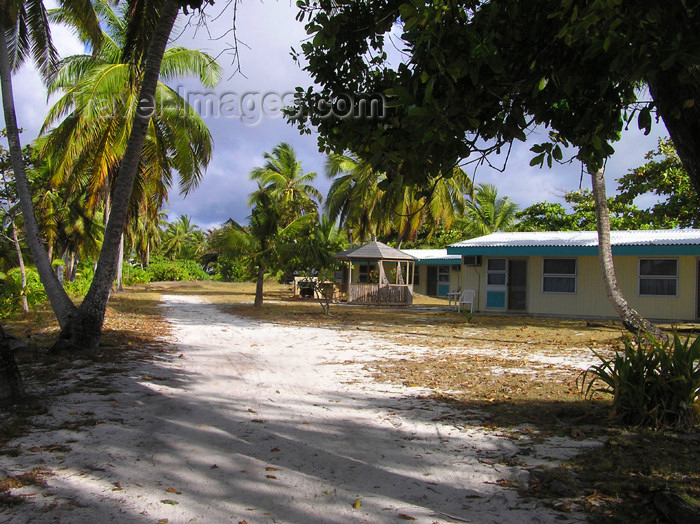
(2, 1, 666, 230)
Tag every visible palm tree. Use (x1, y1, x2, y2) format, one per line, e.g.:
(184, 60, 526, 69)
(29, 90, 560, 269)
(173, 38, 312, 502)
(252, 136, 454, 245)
(465, 183, 519, 236)
(325, 153, 473, 246)
(161, 215, 202, 260)
(40, 0, 219, 290)
(325, 153, 389, 243)
(0, 0, 102, 327)
(0, 0, 202, 348)
(215, 189, 315, 307)
(250, 142, 322, 220)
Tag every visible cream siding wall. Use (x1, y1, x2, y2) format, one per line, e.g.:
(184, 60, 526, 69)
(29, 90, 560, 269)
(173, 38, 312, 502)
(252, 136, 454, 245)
(461, 255, 697, 321)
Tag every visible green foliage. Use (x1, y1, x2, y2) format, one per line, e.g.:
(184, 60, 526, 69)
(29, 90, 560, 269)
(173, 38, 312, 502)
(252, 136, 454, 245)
(0, 267, 47, 318)
(146, 257, 209, 282)
(64, 262, 95, 297)
(615, 138, 700, 228)
(582, 332, 700, 428)
(516, 189, 648, 232)
(293, 1, 700, 195)
(123, 265, 150, 285)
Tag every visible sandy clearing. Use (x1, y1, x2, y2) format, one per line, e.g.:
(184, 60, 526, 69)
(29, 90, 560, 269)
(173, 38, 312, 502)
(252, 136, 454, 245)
(0, 294, 598, 523)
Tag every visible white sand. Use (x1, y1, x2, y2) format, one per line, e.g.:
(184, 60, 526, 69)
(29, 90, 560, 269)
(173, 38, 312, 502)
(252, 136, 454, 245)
(0, 294, 599, 523)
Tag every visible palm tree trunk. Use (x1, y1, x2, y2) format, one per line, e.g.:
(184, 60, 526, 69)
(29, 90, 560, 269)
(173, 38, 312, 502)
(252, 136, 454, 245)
(0, 18, 76, 328)
(62, 0, 181, 349)
(10, 219, 28, 313)
(115, 233, 124, 292)
(254, 264, 264, 307)
(591, 168, 666, 340)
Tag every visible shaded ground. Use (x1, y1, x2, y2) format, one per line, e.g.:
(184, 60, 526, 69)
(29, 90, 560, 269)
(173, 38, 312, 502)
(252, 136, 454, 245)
(1, 281, 699, 522)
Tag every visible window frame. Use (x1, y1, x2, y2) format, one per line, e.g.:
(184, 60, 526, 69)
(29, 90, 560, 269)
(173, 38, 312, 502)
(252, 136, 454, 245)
(638, 258, 679, 297)
(542, 257, 577, 295)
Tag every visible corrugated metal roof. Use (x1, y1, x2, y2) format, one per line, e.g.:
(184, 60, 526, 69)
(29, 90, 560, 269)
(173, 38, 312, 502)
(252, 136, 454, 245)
(400, 249, 461, 262)
(334, 241, 415, 261)
(449, 230, 700, 249)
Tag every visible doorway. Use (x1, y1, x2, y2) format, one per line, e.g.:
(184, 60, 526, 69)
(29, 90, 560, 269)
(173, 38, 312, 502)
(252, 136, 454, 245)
(486, 258, 528, 311)
(507, 259, 527, 311)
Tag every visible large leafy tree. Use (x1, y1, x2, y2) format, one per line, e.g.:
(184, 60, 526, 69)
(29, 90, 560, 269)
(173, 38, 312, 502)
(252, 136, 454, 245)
(293, 1, 700, 192)
(516, 190, 646, 232)
(293, 0, 695, 337)
(615, 138, 700, 228)
(1, 0, 212, 348)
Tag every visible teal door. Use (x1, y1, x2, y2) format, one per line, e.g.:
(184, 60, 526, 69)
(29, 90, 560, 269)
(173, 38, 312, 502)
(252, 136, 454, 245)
(486, 258, 507, 309)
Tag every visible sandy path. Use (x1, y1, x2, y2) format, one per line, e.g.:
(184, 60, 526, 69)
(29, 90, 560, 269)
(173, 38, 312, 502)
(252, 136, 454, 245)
(1, 295, 595, 523)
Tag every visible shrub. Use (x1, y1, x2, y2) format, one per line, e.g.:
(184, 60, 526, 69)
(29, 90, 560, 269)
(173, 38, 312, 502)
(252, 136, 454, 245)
(123, 265, 151, 285)
(0, 267, 47, 318)
(64, 262, 95, 297)
(582, 332, 700, 428)
(146, 257, 209, 282)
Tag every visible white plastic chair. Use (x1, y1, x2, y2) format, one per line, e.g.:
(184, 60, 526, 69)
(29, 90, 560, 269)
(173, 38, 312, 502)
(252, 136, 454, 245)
(458, 289, 475, 314)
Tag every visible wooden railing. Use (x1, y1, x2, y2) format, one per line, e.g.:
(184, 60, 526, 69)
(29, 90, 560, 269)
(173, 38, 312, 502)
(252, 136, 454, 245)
(348, 284, 413, 305)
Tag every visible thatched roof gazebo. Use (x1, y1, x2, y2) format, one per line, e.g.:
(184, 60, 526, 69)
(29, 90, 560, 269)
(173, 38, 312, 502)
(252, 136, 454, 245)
(334, 241, 415, 305)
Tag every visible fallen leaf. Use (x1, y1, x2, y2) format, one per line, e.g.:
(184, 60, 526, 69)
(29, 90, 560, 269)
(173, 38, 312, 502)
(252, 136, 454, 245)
(265, 467, 278, 471)
(248, 408, 257, 414)
(352, 498, 361, 509)
(166, 487, 182, 494)
(160, 499, 179, 505)
(398, 514, 416, 520)
(270, 448, 280, 452)
(157, 520, 169, 523)
(251, 419, 265, 424)
(266, 475, 277, 480)
(210, 464, 218, 469)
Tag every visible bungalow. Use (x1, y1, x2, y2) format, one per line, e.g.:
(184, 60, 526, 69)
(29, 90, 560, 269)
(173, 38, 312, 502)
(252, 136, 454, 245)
(446, 230, 700, 322)
(400, 249, 461, 297)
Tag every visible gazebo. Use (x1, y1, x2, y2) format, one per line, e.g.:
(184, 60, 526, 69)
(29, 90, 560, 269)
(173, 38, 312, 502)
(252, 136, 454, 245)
(334, 241, 416, 305)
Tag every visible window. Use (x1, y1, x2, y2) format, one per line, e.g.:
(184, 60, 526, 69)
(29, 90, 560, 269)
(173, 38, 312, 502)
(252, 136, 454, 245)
(487, 258, 506, 286)
(542, 258, 576, 294)
(639, 259, 678, 296)
(414, 266, 420, 286)
(438, 265, 450, 283)
(358, 263, 368, 283)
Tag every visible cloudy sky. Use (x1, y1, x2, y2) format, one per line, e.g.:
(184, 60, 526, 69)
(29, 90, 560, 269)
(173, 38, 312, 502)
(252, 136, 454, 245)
(2, 1, 666, 229)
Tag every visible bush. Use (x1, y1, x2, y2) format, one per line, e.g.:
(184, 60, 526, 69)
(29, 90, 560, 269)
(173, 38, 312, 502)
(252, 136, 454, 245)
(64, 262, 95, 297)
(0, 267, 47, 318)
(123, 265, 151, 285)
(146, 257, 209, 282)
(582, 332, 700, 428)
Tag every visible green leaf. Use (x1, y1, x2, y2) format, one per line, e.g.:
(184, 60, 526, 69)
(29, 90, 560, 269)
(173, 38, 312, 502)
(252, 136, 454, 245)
(637, 107, 652, 135)
(538, 77, 548, 91)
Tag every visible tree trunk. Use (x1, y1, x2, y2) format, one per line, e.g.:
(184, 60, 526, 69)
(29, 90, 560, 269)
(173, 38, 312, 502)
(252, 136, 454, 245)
(0, 327, 24, 402)
(648, 68, 700, 198)
(10, 219, 28, 313)
(591, 168, 667, 341)
(0, 18, 76, 329)
(59, 0, 181, 349)
(115, 233, 124, 292)
(254, 264, 264, 307)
